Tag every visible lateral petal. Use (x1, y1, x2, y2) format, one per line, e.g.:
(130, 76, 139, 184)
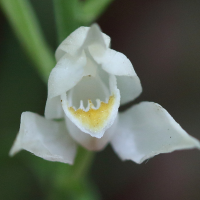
(117, 75, 142, 105)
(111, 102, 200, 164)
(9, 112, 77, 164)
(48, 53, 86, 100)
(94, 49, 136, 76)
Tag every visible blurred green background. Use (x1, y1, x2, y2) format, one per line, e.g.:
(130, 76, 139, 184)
(1, 0, 200, 199)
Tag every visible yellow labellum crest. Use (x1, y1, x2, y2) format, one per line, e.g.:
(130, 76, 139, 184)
(68, 96, 115, 133)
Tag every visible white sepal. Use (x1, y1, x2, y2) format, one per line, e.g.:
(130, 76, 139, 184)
(10, 112, 77, 164)
(111, 102, 200, 164)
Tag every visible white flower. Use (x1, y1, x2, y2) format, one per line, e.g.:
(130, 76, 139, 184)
(10, 24, 200, 164)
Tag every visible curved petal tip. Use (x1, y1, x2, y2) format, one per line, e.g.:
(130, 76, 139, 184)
(111, 102, 200, 164)
(10, 112, 77, 164)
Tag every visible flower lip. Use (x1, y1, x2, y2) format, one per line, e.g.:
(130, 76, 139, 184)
(65, 114, 119, 151)
(61, 75, 120, 138)
(67, 95, 115, 134)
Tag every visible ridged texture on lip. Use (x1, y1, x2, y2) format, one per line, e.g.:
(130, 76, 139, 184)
(68, 95, 115, 134)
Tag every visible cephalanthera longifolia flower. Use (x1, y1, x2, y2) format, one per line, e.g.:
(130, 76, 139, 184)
(10, 24, 200, 164)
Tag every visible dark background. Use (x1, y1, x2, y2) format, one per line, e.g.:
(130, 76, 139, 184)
(1, 0, 200, 199)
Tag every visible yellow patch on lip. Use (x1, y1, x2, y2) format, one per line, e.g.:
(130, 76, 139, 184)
(68, 96, 115, 132)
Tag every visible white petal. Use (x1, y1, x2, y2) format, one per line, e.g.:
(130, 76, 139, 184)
(67, 75, 110, 109)
(83, 51, 98, 77)
(61, 75, 120, 138)
(81, 24, 106, 49)
(55, 25, 110, 61)
(65, 115, 118, 151)
(48, 53, 86, 99)
(44, 96, 64, 119)
(10, 112, 77, 164)
(94, 49, 136, 76)
(111, 102, 200, 164)
(117, 75, 142, 105)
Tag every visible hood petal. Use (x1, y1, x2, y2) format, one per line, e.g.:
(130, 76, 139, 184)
(80, 24, 106, 54)
(9, 112, 77, 164)
(111, 102, 200, 164)
(55, 25, 110, 61)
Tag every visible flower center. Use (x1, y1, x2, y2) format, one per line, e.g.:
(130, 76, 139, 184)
(68, 95, 115, 133)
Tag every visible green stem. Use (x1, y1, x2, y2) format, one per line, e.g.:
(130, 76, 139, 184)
(26, 143, 97, 200)
(53, 147, 94, 189)
(72, 146, 94, 181)
(53, 0, 82, 43)
(80, 0, 114, 24)
(47, 148, 97, 200)
(53, 0, 115, 43)
(0, 0, 55, 82)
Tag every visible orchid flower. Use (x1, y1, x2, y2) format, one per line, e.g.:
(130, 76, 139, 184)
(10, 24, 200, 165)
